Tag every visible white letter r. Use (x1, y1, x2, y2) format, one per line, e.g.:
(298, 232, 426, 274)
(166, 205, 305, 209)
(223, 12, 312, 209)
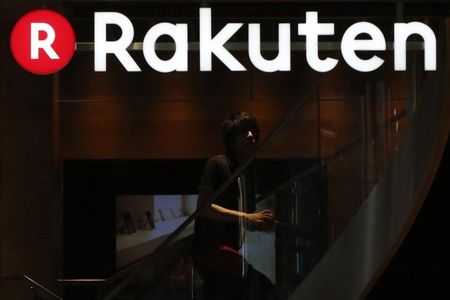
(30, 23, 60, 60)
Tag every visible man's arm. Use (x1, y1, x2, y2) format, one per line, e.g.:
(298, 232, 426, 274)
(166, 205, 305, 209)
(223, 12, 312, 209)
(197, 189, 275, 231)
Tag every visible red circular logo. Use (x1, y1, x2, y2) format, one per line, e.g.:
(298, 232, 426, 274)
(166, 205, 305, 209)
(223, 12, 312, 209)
(10, 9, 75, 75)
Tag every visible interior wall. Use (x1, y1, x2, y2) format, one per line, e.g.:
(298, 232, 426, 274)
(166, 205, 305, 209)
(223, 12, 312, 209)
(0, 3, 61, 298)
(57, 52, 322, 159)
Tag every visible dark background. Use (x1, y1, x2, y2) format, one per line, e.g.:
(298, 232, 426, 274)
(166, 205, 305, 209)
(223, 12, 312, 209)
(367, 137, 450, 298)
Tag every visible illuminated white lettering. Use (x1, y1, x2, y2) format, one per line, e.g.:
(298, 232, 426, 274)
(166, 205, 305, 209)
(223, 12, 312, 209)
(90, 10, 438, 73)
(394, 22, 437, 71)
(199, 8, 245, 71)
(298, 12, 338, 72)
(248, 23, 291, 72)
(94, 12, 141, 72)
(30, 23, 59, 60)
(142, 23, 188, 72)
(341, 22, 386, 72)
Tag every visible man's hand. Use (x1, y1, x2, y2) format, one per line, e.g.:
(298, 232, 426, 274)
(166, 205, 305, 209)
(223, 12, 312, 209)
(244, 209, 275, 232)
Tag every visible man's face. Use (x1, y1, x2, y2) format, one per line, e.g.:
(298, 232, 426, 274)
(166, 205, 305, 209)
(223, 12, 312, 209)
(232, 129, 260, 161)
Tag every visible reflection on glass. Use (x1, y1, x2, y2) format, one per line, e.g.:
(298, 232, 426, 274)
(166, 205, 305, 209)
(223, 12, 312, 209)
(116, 195, 197, 269)
(109, 67, 416, 299)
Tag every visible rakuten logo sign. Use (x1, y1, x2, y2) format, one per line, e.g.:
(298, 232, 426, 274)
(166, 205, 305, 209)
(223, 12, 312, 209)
(10, 9, 75, 75)
(11, 8, 437, 75)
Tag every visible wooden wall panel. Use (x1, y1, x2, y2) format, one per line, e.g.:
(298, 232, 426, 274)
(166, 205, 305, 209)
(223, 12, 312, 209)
(326, 143, 366, 241)
(60, 53, 253, 102)
(319, 98, 363, 157)
(0, 16, 60, 298)
(60, 46, 407, 161)
(58, 98, 320, 159)
(318, 56, 407, 101)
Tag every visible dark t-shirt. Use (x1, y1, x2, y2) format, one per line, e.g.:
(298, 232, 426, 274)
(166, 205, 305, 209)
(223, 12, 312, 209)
(193, 154, 255, 256)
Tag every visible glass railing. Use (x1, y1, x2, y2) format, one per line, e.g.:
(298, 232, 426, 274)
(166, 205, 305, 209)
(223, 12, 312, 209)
(99, 55, 418, 300)
(84, 27, 448, 300)
(97, 84, 322, 300)
(288, 20, 449, 299)
(55, 8, 449, 300)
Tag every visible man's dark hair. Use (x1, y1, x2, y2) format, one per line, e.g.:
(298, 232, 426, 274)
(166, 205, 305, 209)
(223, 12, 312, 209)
(221, 112, 260, 152)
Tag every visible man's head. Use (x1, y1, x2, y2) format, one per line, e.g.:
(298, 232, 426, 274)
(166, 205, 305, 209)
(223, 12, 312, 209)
(221, 112, 260, 161)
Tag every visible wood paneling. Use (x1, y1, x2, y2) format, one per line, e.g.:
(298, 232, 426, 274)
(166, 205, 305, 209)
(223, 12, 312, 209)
(58, 98, 320, 159)
(0, 18, 60, 296)
(60, 53, 253, 102)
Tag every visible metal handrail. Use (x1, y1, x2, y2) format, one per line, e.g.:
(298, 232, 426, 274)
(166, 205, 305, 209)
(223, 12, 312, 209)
(24, 275, 63, 300)
(57, 278, 108, 286)
(0, 274, 63, 300)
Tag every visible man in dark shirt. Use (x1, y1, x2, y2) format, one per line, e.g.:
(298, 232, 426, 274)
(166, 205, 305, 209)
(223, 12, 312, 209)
(193, 112, 275, 300)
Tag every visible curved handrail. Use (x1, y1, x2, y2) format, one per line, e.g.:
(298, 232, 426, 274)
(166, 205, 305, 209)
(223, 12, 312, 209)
(0, 274, 63, 300)
(24, 275, 63, 300)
